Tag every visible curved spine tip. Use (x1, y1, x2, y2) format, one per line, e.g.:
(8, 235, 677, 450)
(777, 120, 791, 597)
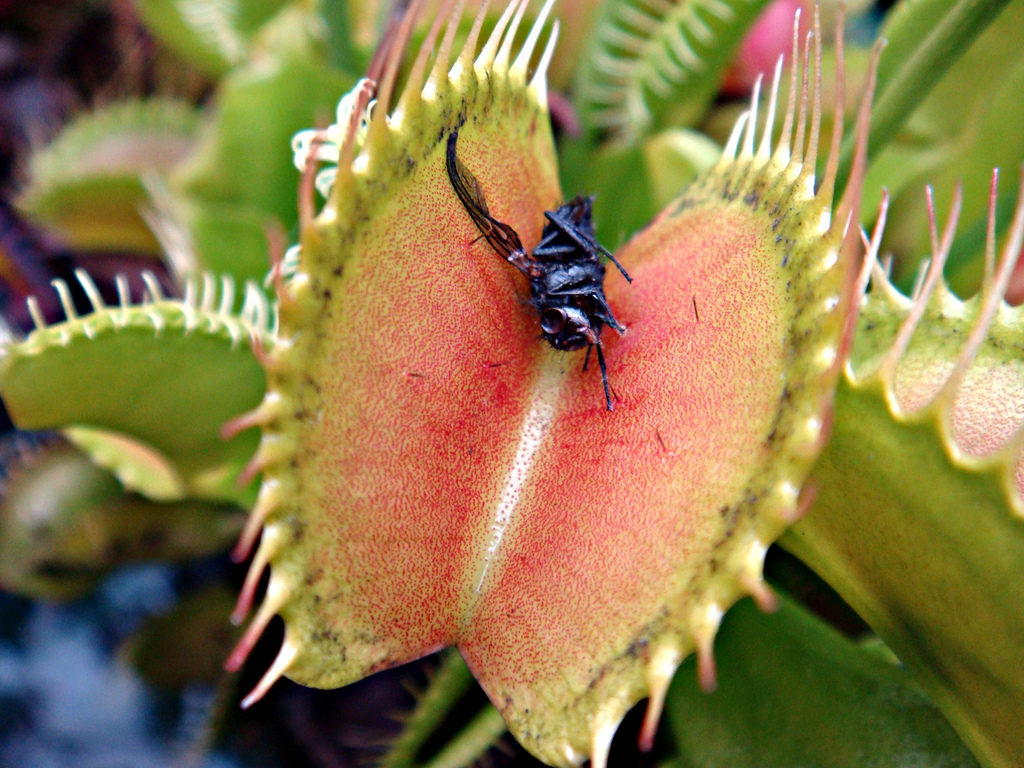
(512, 0, 556, 84)
(589, 710, 618, 768)
(740, 572, 778, 613)
(495, 0, 530, 72)
(984, 168, 1000, 287)
(692, 601, 723, 693)
(791, 481, 819, 524)
(428, 0, 465, 89)
(298, 130, 326, 241)
(199, 272, 216, 312)
(240, 638, 299, 709)
(805, 2, 823, 172)
(453, 0, 490, 79)
(265, 221, 295, 309)
(639, 645, 679, 751)
(141, 271, 165, 302)
(51, 279, 78, 321)
(226, 576, 289, 674)
(26, 297, 46, 330)
(818, 2, 846, 207)
(476, 0, 518, 72)
(696, 633, 718, 693)
(835, 37, 883, 237)
(231, 522, 260, 564)
(231, 524, 283, 625)
(742, 74, 763, 159)
(337, 80, 378, 177)
(243, 280, 273, 335)
(791, 29, 813, 166)
(372, 0, 424, 139)
(236, 448, 265, 489)
(115, 274, 131, 308)
(220, 399, 272, 440)
(529, 19, 559, 107)
(722, 111, 751, 162)
(756, 55, 784, 163)
(232, 478, 281, 562)
(776, 7, 802, 163)
(218, 274, 235, 316)
(249, 330, 272, 368)
(74, 269, 105, 312)
(843, 192, 889, 372)
(882, 185, 961, 390)
(401, 0, 454, 113)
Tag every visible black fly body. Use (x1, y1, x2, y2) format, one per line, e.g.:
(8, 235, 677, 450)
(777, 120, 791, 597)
(445, 129, 631, 410)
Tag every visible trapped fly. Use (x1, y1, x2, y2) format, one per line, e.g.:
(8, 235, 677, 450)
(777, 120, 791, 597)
(445, 129, 631, 410)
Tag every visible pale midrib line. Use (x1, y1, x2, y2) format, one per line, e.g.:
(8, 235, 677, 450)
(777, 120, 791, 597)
(469, 363, 561, 601)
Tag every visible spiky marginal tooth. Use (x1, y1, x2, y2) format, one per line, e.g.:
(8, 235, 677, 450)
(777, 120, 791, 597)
(639, 643, 682, 750)
(240, 638, 299, 709)
(227, 565, 291, 673)
(232, 519, 285, 624)
(576, 0, 772, 139)
(693, 604, 721, 692)
(740, 570, 778, 612)
(589, 701, 625, 768)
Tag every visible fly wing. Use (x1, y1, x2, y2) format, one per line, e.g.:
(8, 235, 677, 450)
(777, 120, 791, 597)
(446, 131, 529, 272)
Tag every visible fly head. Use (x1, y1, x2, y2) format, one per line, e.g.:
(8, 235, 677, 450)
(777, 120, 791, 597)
(538, 305, 599, 350)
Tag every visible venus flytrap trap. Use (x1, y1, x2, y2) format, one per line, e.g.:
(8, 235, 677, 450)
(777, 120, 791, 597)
(220, 1, 879, 765)
(14, 99, 201, 255)
(787, 170, 1024, 768)
(0, 269, 272, 506)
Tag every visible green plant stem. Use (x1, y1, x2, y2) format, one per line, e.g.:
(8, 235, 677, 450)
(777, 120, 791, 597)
(835, 0, 1013, 194)
(379, 649, 476, 768)
(420, 705, 508, 768)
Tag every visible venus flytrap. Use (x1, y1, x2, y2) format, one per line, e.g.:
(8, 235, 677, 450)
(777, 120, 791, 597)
(219, 2, 879, 765)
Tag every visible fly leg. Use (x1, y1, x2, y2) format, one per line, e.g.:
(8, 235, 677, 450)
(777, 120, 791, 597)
(595, 341, 613, 411)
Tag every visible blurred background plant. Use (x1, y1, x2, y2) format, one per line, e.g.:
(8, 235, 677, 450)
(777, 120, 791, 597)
(0, 0, 1020, 766)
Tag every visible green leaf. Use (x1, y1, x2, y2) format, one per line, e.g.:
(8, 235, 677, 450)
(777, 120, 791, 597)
(0, 273, 270, 505)
(664, 593, 980, 768)
(155, 194, 282, 286)
(319, 0, 367, 74)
